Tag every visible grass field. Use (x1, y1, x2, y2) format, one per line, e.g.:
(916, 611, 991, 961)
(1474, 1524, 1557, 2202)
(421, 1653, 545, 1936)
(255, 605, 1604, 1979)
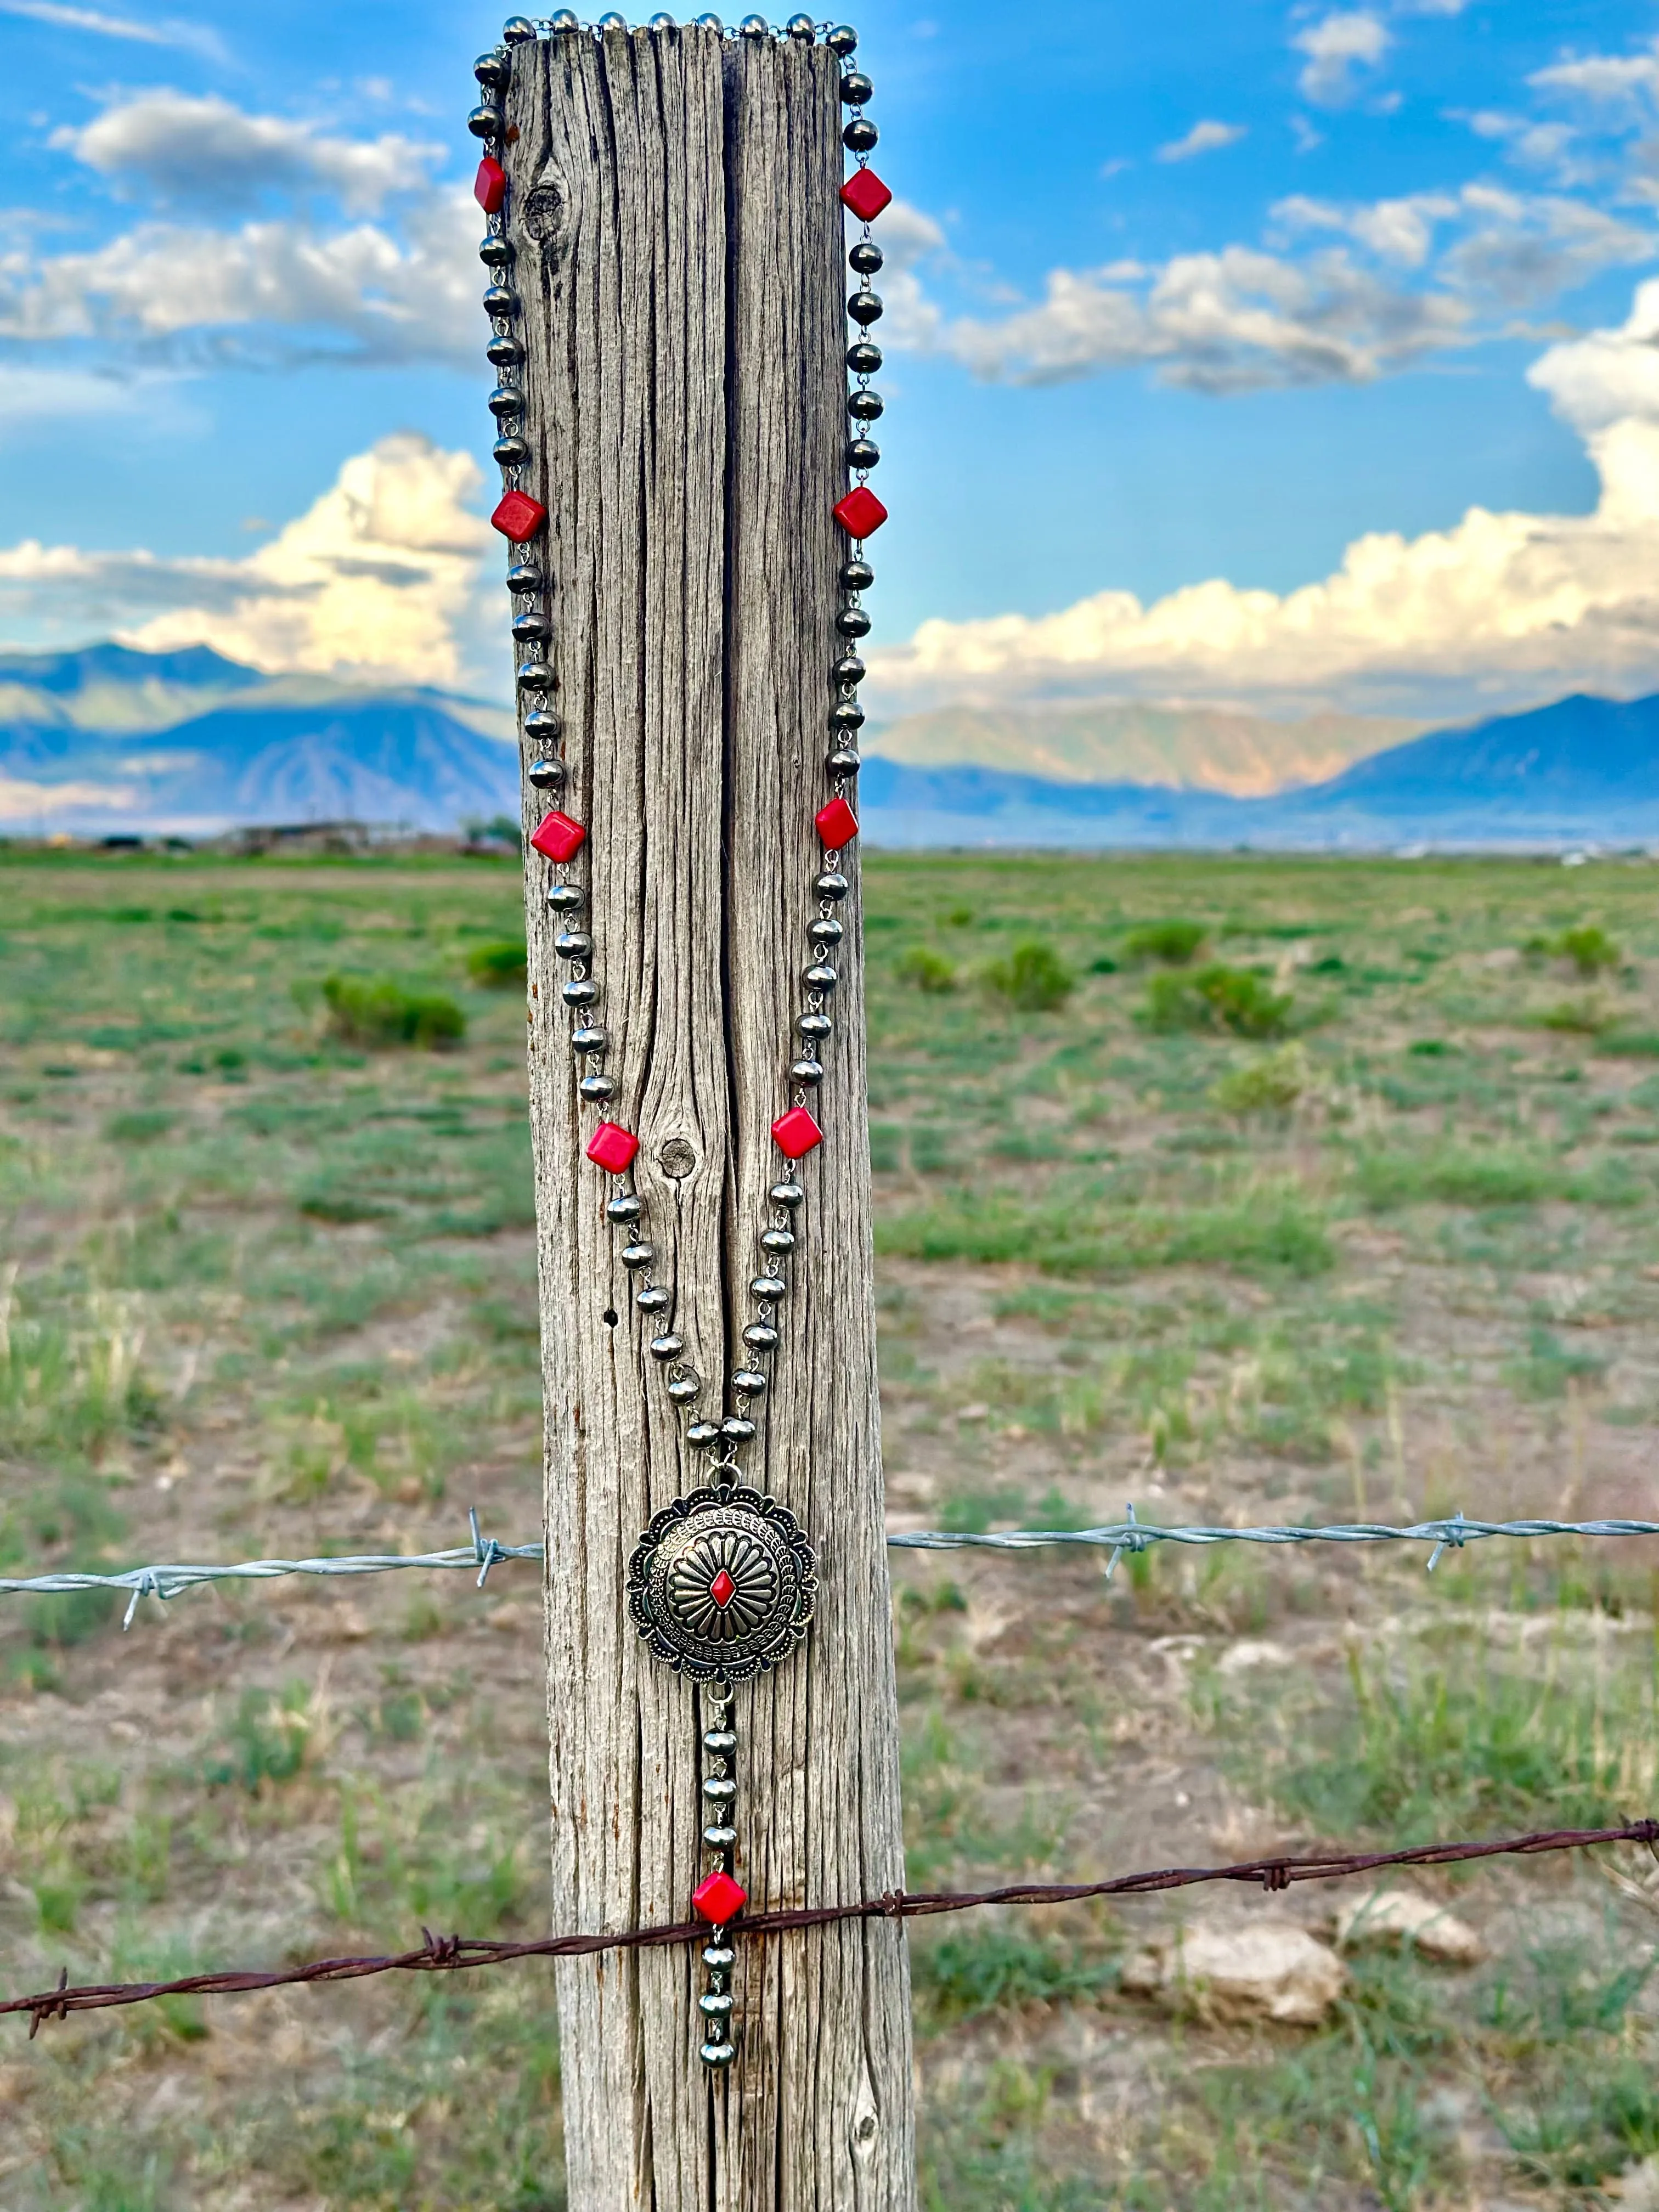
(2, 847, 1658, 2211)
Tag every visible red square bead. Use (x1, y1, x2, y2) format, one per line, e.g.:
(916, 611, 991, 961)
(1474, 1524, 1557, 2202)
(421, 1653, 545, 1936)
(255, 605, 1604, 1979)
(529, 809, 585, 863)
(772, 1107, 822, 1160)
(692, 1870, 747, 1926)
(710, 1568, 736, 1609)
(586, 1121, 639, 1175)
(475, 156, 506, 213)
(491, 489, 547, 543)
(833, 485, 888, 540)
(815, 795, 859, 848)
(840, 166, 892, 223)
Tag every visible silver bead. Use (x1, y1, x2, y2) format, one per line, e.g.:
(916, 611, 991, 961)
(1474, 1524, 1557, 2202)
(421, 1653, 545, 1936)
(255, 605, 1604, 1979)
(841, 69, 873, 104)
(517, 661, 555, 691)
(832, 653, 865, 687)
(620, 1240, 654, 1269)
(468, 103, 505, 139)
(483, 284, 519, 318)
(703, 1728, 737, 1753)
(830, 697, 865, 730)
(649, 9, 676, 25)
(650, 1332, 685, 1361)
(760, 1225, 796, 1254)
(701, 2039, 736, 2068)
(846, 341, 882, 377)
(836, 605, 871, 638)
(731, 1367, 768, 1395)
(512, 605, 550, 639)
(751, 1274, 786, 1300)
(506, 559, 543, 591)
(554, 928, 592, 958)
(486, 332, 524, 368)
(721, 1414, 756, 1442)
(742, 1322, 778, 1352)
(527, 757, 565, 790)
(572, 1023, 608, 1052)
(475, 48, 512, 87)
(843, 116, 878, 154)
(848, 385, 883, 419)
(494, 433, 529, 467)
(480, 233, 514, 267)
(703, 1774, 737, 1802)
(606, 1192, 641, 1221)
(667, 1371, 702, 1404)
(548, 882, 586, 912)
(789, 1056, 823, 1086)
(502, 14, 538, 41)
(562, 978, 599, 1007)
(785, 10, 814, 33)
(699, 1988, 735, 2016)
(826, 22, 857, 54)
(770, 1180, 804, 1207)
(847, 287, 883, 325)
(695, 10, 724, 26)
(739, 12, 768, 32)
(826, 747, 861, 776)
(637, 1285, 671, 1313)
(549, 7, 580, 27)
(840, 554, 875, 590)
(797, 1010, 832, 1041)
(597, 8, 628, 26)
(487, 383, 522, 417)
(815, 869, 849, 900)
(524, 709, 561, 744)
(847, 436, 880, 472)
(687, 1420, 723, 1447)
(578, 1073, 615, 1102)
(703, 1821, 737, 1849)
(703, 1941, 736, 1968)
(809, 916, 845, 946)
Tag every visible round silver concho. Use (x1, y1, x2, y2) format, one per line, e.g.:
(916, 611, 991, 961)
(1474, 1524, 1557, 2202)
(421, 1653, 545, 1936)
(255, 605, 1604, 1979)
(627, 1483, 816, 1682)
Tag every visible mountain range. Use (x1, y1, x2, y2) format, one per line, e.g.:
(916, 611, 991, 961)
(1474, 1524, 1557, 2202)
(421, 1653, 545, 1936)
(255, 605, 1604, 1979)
(3, 642, 1657, 850)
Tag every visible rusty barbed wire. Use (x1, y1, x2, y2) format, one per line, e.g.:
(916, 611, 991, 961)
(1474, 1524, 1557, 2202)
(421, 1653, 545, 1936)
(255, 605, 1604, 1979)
(7, 1820, 1656, 2039)
(4, 1507, 1659, 1626)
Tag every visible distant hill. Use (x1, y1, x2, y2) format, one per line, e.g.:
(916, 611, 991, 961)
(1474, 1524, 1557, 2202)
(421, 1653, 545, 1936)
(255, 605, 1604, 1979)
(867, 700, 1423, 794)
(0, 644, 518, 836)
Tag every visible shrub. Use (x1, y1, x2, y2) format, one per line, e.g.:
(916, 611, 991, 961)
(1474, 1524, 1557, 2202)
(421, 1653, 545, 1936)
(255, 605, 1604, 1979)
(1124, 918, 1206, 965)
(897, 945, 958, 994)
(466, 938, 528, 989)
(1143, 964, 1294, 1039)
(1558, 924, 1621, 975)
(321, 973, 465, 1049)
(983, 940, 1075, 1012)
(1209, 1042, 1312, 1116)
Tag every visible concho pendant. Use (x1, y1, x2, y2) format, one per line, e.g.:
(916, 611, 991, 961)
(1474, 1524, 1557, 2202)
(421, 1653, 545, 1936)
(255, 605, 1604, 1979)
(628, 1483, 816, 1682)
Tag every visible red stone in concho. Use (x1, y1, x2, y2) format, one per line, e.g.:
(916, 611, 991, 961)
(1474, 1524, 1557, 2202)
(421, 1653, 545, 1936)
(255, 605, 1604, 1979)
(710, 1568, 736, 1609)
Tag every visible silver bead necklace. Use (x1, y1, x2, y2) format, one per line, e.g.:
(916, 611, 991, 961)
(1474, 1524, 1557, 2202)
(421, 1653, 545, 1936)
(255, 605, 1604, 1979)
(471, 9, 888, 2070)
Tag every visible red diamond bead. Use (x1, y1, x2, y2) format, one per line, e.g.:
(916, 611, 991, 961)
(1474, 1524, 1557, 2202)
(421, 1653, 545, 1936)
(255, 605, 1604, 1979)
(710, 1567, 736, 1609)
(693, 1870, 747, 1926)
(772, 1106, 822, 1160)
(475, 155, 506, 213)
(833, 485, 888, 539)
(840, 166, 892, 223)
(529, 809, 585, 863)
(586, 1121, 639, 1175)
(491, 488, 547, 543)
(815, 794, 859, 848)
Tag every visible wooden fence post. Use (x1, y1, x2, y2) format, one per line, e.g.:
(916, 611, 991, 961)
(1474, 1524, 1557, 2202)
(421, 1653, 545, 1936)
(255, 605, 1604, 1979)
(503, 21, 916, 2208)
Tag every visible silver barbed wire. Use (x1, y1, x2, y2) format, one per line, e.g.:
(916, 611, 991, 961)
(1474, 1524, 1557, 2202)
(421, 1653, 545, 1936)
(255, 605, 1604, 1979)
(3, 1507, 1658, 1625)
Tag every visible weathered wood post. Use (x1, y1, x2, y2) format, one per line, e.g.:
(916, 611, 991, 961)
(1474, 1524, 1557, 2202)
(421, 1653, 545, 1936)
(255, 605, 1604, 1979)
(495, 18, 915, 2207)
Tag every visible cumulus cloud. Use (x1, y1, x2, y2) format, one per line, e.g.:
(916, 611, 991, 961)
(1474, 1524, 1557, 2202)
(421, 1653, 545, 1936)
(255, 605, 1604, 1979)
(0, 434, 494, 689)
(1156, 120, 1246, 163)
(1530, 44, 1659, 118)
(54, 93, 444, 214)
(866, 283, 1659, 724)
(1274, 183, 1650, 298)
(1293, 11, 1390, 106)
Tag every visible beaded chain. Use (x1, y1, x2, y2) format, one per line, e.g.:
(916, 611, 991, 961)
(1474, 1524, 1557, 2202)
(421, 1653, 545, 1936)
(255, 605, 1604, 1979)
(469, 13, 889, 2071)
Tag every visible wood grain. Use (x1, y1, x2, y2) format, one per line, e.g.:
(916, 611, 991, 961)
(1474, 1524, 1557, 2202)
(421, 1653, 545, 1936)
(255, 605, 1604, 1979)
(506, 26, 915, 2209)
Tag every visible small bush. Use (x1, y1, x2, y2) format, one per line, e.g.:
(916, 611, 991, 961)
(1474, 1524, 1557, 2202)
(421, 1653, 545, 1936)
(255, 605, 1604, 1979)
(1124, 918, 1206, 965)
(1558, 924, 1621, 975)
(1209, 1042, 1312, 1116)
(897, 946, 959, 994)
(105, 1109, 176, 1144)
(1535, 998, 1613, 1036)
(983, 940, 1075, 1012)
(466, 938, 528, 989)
(1143, 964, 1294, 1039)
(321, 973, 465, 1049)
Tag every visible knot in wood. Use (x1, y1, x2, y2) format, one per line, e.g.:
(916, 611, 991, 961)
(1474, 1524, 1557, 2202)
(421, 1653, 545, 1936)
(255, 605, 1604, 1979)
(656, 1136, 697, 1180)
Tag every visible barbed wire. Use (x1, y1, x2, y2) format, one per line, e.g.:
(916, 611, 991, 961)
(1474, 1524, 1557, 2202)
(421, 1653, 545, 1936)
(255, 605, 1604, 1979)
(8, 1819, 1655, 2038)
(4, 1508, 1657, 1626)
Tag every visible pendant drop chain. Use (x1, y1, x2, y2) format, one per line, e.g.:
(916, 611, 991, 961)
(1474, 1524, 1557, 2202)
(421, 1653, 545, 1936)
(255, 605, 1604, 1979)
(471, 10, 889, 2072)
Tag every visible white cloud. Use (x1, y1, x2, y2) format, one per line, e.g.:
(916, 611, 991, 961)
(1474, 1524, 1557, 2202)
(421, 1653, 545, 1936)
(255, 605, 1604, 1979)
(1293, 11, 1390, 107)
(55, 93, 444, 214)
(1156, 120, 1246, 163)
(1273, 183, 1651, 297)
(0, 0, 223, 57)
(866, 282, 1659, 724)
(0, 435, 495, 689)
(1530, 45, 1659, 119)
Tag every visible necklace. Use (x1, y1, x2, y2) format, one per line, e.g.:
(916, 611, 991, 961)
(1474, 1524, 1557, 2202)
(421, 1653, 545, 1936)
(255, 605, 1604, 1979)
(471, 8, 889, 2070)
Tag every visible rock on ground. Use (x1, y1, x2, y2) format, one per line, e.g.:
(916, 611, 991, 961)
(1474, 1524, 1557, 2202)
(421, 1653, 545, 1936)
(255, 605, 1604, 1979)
(1333, 1887, 1485, 1965)
(1122, 1922, 1345, 2026)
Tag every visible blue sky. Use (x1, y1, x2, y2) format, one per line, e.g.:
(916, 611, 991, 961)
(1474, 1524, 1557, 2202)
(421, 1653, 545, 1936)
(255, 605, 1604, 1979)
(4, 0, 1659, 725)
